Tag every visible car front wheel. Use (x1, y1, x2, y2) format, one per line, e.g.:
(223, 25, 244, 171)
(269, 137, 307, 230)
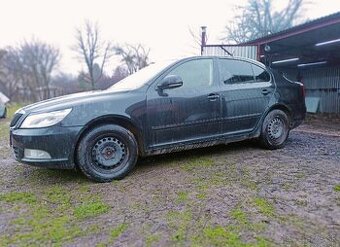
(76, 124, 138, 182)
(260, 109, 290, 150)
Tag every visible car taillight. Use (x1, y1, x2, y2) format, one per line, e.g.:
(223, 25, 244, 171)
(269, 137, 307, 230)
(301, 84, 305, 98)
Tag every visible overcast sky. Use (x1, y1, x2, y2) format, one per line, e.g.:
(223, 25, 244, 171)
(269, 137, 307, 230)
(0, 0, 339, 75)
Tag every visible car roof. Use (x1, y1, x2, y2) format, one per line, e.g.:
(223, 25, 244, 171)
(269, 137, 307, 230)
(183, 56, 267, 69)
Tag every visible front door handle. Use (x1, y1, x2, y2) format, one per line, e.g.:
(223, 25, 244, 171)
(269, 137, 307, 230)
(262, 89, 271, 95)
(207, 93, 220, 101)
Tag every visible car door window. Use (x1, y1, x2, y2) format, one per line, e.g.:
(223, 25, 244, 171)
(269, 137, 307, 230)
(219, 59, 254, 84)
(165, 59, 213, 90)
(252, 64, 271, 82)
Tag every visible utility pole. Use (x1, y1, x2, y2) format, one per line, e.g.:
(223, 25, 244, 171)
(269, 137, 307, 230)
(200, 26, 207, 55)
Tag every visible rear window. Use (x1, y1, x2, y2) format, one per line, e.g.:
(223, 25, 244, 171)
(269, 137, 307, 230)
(252, 64, 271, 82)
(219, 59, 254, 84)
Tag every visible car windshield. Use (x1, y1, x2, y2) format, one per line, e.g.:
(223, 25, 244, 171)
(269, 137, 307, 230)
(107, 60, 175, 92)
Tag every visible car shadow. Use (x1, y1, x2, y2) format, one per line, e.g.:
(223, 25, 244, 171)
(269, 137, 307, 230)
(23, 166, 90, 185)
(137, 139, 261, 169)
(23, 139, 261, 184)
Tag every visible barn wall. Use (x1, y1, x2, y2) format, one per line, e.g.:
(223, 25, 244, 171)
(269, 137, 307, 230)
(281, 66, 340, 113)
(202, 46, 257, 60)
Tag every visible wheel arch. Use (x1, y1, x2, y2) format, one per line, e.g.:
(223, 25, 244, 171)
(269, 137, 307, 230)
(267, 103, 293, 125)
(254, 103, 293, 137)
(72, 115, 145, 167)
(259, 104, 291, 149)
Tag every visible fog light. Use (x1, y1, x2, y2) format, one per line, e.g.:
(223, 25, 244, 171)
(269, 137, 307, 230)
(24, 149, 51, 159)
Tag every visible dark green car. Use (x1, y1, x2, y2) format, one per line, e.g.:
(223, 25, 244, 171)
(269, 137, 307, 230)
(10, 56, 306, 182)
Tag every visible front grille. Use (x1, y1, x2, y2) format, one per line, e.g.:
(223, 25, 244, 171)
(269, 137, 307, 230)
(10, 113, 23, 127)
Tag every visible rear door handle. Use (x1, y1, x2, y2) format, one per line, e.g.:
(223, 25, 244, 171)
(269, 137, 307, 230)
(262, 89, 271, 95)
(207, 93, 220, 101)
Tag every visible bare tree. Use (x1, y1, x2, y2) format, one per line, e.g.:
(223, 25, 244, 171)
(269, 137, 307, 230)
(0, 49, 10, 95)
(0, 49, 6, 79)
(0, 48, 21, 100)
(74, 20, 111, 90)
(112, 65, 128, 80)
(0, 40, 60, 101)
(223, 0, 306, 43)
(19, 39, 60, 99)
(113, 43, 150, 75)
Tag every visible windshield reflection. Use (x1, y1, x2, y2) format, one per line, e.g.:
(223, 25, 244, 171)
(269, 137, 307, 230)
(107, 60, 175, 92)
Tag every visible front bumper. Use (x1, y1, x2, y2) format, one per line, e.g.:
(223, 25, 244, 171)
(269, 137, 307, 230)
(10, 125, 82, 169)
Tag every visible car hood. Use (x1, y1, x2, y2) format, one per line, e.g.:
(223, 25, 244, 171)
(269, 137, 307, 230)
(21, 90, 127, 114)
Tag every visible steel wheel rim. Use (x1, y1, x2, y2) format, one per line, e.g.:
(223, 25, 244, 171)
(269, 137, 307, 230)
(268, 117, 285, 141)
(91, 136, 126, 170)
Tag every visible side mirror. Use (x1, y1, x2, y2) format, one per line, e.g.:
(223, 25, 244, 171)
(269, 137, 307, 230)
(158, 75, 183, 90)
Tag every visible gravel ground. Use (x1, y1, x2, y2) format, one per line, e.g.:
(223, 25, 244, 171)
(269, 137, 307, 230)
(0, 116, 339, 247)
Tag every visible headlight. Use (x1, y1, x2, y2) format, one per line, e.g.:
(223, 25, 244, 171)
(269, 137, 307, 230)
(21, 108, 72, 128)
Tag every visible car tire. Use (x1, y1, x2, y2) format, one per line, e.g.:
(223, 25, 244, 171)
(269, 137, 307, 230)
(260, 109, 290, 150)
(76, 124, 138, 182)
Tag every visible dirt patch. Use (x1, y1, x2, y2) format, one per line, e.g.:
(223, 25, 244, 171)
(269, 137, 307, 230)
(0, 117, 339, 246)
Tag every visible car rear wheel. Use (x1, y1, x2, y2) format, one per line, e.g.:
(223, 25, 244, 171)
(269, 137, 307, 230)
(76, 124, 138, 182)
(260, 109, 290, 150)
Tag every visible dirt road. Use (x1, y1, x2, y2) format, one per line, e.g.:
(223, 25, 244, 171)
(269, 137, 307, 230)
(0, 118, 339, 246)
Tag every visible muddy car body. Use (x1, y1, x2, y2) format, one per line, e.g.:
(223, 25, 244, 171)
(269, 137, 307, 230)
(10, 56, 306, 182)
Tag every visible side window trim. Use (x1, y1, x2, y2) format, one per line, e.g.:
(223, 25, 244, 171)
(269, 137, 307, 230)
(251, 63, 272, 83)
(218, 58, 255, 85)
(153, 58, 215, 90)
(217, 58, 272, 87)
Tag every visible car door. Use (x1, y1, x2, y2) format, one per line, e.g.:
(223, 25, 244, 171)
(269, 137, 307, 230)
(218, 58, 274, 134)
(146, 58, 221, 148)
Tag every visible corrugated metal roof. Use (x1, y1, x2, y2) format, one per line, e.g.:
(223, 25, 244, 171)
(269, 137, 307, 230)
(242, 11, 340, 45)
(202, 46, 257, 60)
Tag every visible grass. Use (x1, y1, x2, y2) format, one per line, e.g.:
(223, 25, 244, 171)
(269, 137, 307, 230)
(176, 191, 189, 204)
(230, 207, 248, 225)
(334, 184, 340, 192)
(7, 102, 25, 118)
(194, 225, 270, 247)
(94, 223, 128, 246)
(145, 234, 160, 247)
(202, 226, 242, 246)
(0, 191, 37, 204)
(0, 103, 112, 246)
(45, 185, 71, 205)
(0, 184, 111, 246)
(165, 205, 270, 247)
(253, 198, 275, 217)
(167, 210, 193, 244)
(74, 200, 110, 219)
(182, 156, 214, 171)
(110, 223, 128, 240)
(0, 102, 336, 246)
(196, 192, 206, 200)
(0, 197, 82, 246)
(14, 214, 81, 246)
(0, 119, 9, 138)
(0, 103, 25, 138)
